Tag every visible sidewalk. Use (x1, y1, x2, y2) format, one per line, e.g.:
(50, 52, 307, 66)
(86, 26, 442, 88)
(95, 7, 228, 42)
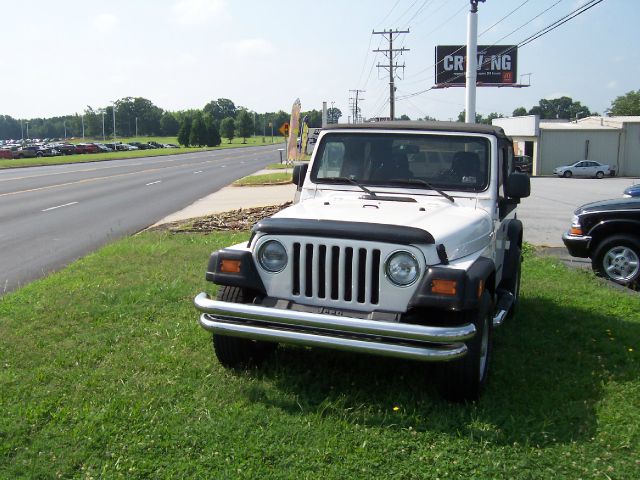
(153, 170, 296, 226)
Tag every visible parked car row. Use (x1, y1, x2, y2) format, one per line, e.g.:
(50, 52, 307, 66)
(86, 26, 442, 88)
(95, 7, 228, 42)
(0, 140, 179, 159)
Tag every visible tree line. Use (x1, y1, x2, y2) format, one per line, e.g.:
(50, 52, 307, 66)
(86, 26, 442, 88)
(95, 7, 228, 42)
(0, 97, 336, 146)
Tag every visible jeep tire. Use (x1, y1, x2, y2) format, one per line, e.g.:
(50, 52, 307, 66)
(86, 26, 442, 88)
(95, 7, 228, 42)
(212, 286, 277, 368)
(502, 245, 522, 319)
(438, 291, 493, 402)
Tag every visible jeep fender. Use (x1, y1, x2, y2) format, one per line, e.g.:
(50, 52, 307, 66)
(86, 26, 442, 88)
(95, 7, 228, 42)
(408, 257, 495, 311)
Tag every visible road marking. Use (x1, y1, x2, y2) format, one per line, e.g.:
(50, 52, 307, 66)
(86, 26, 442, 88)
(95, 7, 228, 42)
(146, 180, 161, 186)
(42, 202, 78, 212)
(193, 170, 203, 174)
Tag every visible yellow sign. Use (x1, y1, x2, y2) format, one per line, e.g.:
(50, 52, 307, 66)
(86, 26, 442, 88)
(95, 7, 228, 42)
(279, 122, 289, 136)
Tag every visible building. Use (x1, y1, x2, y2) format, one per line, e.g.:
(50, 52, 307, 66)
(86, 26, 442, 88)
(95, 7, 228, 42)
(492, 115, 640, 176)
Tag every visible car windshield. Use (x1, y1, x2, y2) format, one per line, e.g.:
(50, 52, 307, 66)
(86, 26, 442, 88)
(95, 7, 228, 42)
(310, 132, 490, 192)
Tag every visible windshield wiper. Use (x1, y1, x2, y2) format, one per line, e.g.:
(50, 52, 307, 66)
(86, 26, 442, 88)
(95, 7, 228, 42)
(320, 176, 378, 198)
(386, 178, 455, 203)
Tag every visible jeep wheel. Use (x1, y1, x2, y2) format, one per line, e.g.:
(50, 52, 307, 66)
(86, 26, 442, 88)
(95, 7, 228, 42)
(212, 286, 277, 368)
(438, 291, 493, 402)
(563, 170, 572, 178)
(596, 171, 604, 179)
(592, 235, 640, 287)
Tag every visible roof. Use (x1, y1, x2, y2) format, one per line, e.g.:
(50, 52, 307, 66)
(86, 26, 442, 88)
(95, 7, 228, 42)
(324, 120, 509, 140)
(539, 121, 618, 131)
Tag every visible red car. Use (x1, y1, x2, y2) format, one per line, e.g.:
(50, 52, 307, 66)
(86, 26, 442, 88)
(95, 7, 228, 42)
(0, 149, 12, 159)
(75, 143, 100, 154)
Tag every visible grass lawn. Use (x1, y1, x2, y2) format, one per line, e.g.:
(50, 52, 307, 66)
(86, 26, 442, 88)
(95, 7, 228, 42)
(0, 137, 283, 170)
(0, 233, 638, 478)
(233, 172, 292, 186)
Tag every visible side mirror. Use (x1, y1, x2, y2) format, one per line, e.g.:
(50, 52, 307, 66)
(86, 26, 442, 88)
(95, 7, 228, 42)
(505, 172, 530, 199)
(292, 163, 308, 190)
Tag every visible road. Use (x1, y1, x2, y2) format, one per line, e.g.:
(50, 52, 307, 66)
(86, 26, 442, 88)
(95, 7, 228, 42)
(0, 145, 281, 294)
(518, 176, 638, 247)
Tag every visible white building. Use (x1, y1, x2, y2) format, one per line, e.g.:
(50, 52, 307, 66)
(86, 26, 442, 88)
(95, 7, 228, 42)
(492, 115, 640, 176)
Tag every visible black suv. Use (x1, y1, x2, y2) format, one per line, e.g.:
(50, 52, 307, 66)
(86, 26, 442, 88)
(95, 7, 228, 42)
(563, 198, 640, 288)
(513, 155, 532, 174)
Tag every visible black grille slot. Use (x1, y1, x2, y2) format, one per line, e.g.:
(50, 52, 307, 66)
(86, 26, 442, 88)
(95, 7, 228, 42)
(371, 249, 381, 304)
(344, 247, 353, 301)
(292, 243, 301, 295)
(331, 246, 340, 300)
(357, 248, 367, 303)
(318, 245, 327, 298)
(305, 244, 314, 297)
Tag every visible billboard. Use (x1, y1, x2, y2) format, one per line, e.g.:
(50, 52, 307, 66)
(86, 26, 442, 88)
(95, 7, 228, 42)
(435, 45, 517, 85)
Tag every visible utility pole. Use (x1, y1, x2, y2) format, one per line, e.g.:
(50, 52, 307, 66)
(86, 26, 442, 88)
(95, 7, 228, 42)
(465, 0, 485, 123)
(373, 28, 409, 120)
(349, 89, 365, 123)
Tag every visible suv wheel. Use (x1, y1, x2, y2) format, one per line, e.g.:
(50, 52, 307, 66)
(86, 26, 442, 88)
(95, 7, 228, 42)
(438, 291, 493, 402)
(211, 286, 277, 368)
(592, 235, 640, 287)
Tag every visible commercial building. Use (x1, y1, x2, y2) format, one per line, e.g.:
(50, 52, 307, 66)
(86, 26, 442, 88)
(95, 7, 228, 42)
(492, 115, 640, 176)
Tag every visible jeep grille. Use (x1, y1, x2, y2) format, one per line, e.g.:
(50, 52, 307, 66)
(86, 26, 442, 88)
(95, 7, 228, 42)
(292, 242, 381, 306)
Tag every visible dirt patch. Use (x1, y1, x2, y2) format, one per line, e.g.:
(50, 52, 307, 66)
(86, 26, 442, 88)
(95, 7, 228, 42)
(150, 202, 292, 233)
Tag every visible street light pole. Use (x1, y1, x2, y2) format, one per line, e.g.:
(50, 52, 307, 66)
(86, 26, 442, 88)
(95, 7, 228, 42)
(20, 119, 23, 140)
(81, 115, 85, 140)
(63, 120, 67, 139)
(112, 103, 117, 143)
(102, 112, 105, 141)
(135, 117, 138, 138)
(25, 121, 29, 139)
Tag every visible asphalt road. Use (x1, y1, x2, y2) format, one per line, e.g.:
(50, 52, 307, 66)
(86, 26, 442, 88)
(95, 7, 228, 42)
(0, 145, 281, 294)
(518, 176, 639, 247)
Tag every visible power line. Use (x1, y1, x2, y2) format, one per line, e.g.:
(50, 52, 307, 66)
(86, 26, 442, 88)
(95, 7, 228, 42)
(397, 0, 601, 100)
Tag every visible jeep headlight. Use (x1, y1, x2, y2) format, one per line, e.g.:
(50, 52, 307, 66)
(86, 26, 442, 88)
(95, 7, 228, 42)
(258, 240, 288, 272)
(385, 251, 420, 286)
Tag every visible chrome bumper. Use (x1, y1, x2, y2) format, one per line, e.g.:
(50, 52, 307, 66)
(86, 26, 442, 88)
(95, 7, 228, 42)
(194, 292, 476, 362)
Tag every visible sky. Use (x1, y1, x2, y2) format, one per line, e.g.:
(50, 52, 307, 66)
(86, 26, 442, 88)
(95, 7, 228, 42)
(1, 0, 637, 122)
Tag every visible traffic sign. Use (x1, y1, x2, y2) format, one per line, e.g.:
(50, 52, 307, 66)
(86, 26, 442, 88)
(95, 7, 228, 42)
(279, 122, 289, 136)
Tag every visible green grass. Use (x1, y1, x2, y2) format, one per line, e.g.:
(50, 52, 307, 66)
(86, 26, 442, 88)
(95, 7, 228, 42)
(0, 137, 284, 169)
(233, 172, 292, 186)
(0, 234, 638, 478)
(265, 163, 293, 170)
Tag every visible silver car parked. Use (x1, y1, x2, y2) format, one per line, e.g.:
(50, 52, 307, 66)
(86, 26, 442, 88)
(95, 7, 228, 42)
(553, 160, 611, 178)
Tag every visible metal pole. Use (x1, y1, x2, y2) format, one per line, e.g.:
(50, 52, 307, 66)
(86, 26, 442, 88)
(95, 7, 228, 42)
(112, 104, 116, 143)
(81, 115, 85, 140)
(20, 119, 23, 140)
(389, 31, 395, 121)
(135, 117, 138, 138)
(63, 120, 67, 139)
(465, 1, 482, 124)
(102, 112, 105, 141)
(25, 121, 29, 139)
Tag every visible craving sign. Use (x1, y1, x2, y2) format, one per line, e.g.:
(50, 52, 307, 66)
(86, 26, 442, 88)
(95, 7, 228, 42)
(435, 45, 518, 85)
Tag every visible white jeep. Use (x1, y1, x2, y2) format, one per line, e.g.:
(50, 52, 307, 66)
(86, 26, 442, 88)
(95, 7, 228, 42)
(194, 121, 530, 401)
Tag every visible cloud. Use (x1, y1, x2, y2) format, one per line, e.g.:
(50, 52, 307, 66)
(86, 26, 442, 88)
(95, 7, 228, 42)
(223, 38, 274, 58)
(92, 13, 118, 33)
(606, 80, 618, 89)
(172, 0, 228, 26)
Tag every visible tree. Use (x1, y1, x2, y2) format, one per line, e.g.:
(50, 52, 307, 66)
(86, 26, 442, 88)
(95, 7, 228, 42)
(301, 110, 322, 128)
(421, 115, 437, 121)
(512, 107, 528, 116)
(177, 116, 191, 147)
(189, 114, 207, 147)
(399, 114, 411, 121)
(528, 96, 590, 120)
(607, 90, 640, 116)
(235, 110, 253, 143)
(160, 112, 180, 136)
(203, 114, 221, 147)
(220, 117, 235, 143)
(327, 107, 342, 124)
(203, 98, 237, 123)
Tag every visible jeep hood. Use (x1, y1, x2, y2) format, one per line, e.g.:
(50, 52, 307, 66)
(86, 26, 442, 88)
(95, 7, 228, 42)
(272, 195, 492, 261)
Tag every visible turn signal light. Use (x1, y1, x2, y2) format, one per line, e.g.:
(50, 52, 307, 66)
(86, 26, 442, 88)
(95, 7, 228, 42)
(431, 279, 457, 295)
(570, 226, 583, 236)
(220, 259, 241, 273)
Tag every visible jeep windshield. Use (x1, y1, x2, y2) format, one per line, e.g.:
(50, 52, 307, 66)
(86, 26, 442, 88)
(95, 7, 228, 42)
(311, 132, 490, 193)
